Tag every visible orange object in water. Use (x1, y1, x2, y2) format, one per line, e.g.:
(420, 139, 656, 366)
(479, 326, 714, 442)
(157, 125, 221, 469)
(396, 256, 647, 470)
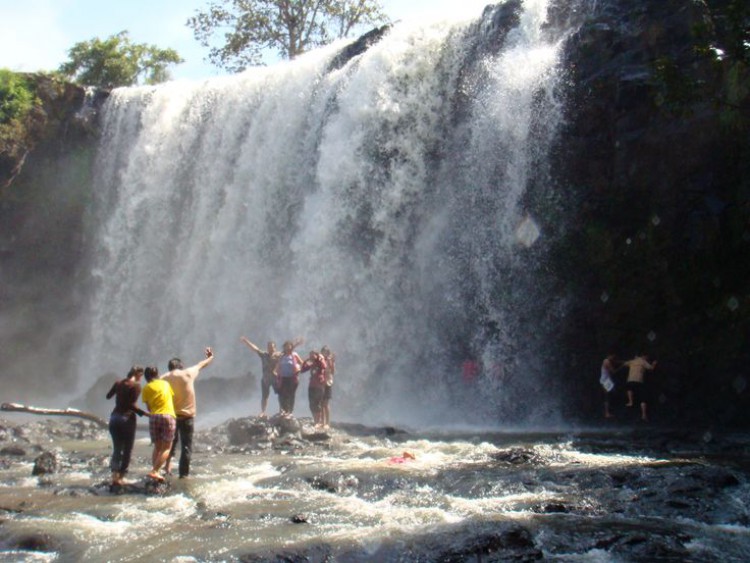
(388, 451, 416, 464)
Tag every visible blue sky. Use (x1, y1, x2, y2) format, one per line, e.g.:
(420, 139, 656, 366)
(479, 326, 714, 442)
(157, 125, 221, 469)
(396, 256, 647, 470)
(0, 0, 493, 81)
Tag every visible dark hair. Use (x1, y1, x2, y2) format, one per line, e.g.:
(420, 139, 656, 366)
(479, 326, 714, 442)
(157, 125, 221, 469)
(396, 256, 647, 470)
(126, 365, 144, 379)
(144, 365, 159, 382)
(168, 357, 183, 371)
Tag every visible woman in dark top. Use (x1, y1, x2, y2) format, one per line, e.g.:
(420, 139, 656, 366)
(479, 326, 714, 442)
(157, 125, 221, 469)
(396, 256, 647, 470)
(106, 365, 147, 486)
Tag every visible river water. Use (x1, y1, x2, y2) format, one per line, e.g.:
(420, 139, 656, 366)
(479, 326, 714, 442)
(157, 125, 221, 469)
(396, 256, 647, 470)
(1, 416, 749, 561)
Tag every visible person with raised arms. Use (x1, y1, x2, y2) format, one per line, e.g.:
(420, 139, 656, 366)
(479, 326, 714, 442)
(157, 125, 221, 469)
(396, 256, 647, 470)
(162, 347, 214, 478)
(240, 337, 281, 418)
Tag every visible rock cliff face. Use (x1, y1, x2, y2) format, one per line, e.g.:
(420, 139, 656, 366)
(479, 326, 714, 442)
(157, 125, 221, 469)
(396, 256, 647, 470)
(542, 0, 750, 424)
(1, 1, 748, 425)
(0, 75, 108, 397)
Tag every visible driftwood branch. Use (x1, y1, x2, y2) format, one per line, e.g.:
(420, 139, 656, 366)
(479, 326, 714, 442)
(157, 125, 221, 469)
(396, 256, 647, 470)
(1, 402, 108, 428)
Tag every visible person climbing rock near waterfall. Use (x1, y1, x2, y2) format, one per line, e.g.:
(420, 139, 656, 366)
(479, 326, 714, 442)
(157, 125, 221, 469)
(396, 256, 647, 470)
(141, 366, 175, 482)
(301, 349, 328, 427)
(106, 365, 148, 487)
(320, 345, 335, 429)
(162, 347, 214, 479)
(276, 340, 304, 416)
(240, 337, 282, 417)
(600, 354, 618, 419)
(624, 353, 657, 422)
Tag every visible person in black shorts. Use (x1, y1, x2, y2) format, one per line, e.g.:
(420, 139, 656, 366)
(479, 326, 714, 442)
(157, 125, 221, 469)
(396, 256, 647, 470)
(240, 337, 281, 417)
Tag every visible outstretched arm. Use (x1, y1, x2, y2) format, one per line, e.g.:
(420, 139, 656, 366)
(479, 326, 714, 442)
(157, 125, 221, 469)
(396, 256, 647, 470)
(240, 336, 262, 355)
(291, 337, 304, 350)
(191, 347, 215, 373)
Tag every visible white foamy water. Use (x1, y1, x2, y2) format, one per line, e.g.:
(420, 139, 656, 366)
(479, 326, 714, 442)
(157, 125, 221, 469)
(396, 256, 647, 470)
(3, 425, 750, 561)
(76, 0, 572, 428)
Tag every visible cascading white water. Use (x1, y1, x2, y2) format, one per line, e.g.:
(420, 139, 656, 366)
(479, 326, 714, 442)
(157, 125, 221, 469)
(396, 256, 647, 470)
(80, 0, 572, 426)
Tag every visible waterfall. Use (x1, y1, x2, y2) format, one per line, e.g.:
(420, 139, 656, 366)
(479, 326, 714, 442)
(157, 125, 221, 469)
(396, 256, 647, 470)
(80, 0, 575, 426)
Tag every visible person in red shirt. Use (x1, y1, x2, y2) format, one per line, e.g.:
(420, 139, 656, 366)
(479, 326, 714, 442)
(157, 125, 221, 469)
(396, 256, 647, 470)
(301, 350, 328, 427)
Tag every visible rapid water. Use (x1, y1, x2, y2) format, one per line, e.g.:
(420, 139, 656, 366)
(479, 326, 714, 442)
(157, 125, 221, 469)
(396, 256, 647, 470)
(1, 418, 749, 561)
(79, 0, 571, 426)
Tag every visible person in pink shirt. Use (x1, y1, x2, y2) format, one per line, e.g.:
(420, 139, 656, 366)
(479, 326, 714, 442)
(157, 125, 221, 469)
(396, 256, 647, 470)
(276, 340, 303, 416)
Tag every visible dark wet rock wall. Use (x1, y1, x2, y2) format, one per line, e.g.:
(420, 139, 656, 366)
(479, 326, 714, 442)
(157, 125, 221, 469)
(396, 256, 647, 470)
(0, 74, 108, 397)
(540, 0, 750, 425)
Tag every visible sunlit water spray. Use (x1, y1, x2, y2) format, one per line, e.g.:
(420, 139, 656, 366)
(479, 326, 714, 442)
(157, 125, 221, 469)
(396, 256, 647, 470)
(80, 0, 572, 427)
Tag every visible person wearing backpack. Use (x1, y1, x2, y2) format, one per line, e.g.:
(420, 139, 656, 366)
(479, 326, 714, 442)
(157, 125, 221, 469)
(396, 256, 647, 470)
(276, 340, 304, 416)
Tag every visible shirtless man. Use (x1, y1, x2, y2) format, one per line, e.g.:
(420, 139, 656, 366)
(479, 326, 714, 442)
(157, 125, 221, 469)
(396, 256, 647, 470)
(162, 347, 214, 478)
(623, 353, 657, 421)
(240, 337, 281, 417)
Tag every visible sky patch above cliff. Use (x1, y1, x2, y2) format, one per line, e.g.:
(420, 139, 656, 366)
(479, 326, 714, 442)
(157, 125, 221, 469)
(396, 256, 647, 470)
(0, 0, 492, 81)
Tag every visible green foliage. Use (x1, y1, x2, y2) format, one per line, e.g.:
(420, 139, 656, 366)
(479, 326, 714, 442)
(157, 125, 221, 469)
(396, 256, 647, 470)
(188, 0, 390, 73)
(0, 70, 40, 166)
(0, 70, 36, 125)
(58, 31, 184, 88)
(653, 1, 749, 128)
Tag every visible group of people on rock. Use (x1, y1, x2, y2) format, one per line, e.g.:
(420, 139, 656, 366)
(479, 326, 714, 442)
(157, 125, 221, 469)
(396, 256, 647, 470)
(105, 347, 214, 486)
(105, 337, 336, 487)
(600, 352, 658, 422)
(240, 337, 336, 427)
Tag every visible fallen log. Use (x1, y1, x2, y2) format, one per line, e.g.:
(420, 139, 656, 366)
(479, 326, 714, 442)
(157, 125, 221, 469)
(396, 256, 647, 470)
(1, 402, 108, 428)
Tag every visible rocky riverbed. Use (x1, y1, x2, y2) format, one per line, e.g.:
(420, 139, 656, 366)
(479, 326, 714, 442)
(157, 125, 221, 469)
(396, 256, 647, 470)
(0, 415, 749, 561)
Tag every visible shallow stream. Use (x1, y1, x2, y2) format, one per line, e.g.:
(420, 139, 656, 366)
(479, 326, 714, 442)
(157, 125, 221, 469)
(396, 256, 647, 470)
(1, 417, 749, 561)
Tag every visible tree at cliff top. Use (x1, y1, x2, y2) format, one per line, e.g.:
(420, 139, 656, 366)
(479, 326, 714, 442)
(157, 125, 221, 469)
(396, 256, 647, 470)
(58, 31, 183, 88)
(187, 0, 389, 72)
(0, 70, 40, 188)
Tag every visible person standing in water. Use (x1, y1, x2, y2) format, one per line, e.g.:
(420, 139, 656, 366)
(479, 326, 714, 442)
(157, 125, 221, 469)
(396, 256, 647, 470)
(301, 349, 328, 427)
(624, 353, 658, 422)
(162, 347, 214, 479)
(240, 337, 281, 417)
(141, 365, 175, 482)
(276, 340, 304, 416)
(320, 345, 335, 429)
(600, 354, 618, 419)
(106, 365, 148, 487)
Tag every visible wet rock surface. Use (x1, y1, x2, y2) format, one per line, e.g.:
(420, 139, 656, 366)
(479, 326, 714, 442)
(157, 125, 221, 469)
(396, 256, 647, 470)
(31, 451, 58, 476)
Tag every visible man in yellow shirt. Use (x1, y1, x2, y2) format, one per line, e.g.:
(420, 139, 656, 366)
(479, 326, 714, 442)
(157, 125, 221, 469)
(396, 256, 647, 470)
(141, 366, 176, 482)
